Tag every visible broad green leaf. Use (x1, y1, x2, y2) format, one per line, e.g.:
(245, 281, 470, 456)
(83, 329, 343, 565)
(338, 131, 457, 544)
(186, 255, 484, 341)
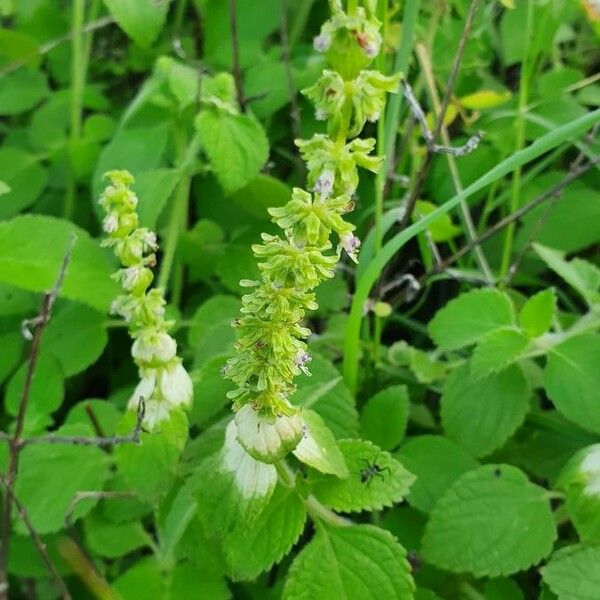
(293, 353, 360, 438)
(534, 244, 600, 306)
(311, 439, 415, 513)
(542, 545, 600, 600)
(0, 331, 23, 386)
(422, 465, 556, 577)
(135, 168, 181, 229)
(195, 109, 269, 195)
(166, 59, 200, 109)
(230, 174, 291, 220)
(116, 409, 189, 502)
(395, 435, 478, 513)
(6, 354, 64, 430)
(484, 578, 525, 600)
(0, 68, 48, 115)
(360, 385, 410, 451)
(283, 524, 415, 600)
(179, 219, 225, 280)
(84, 509, 151, 559)
(428, 288, 515, 351)
(470, 328, 529, 378)
(0, 215, 119, 312)
(557, 444, 600, 542)
(16, 424, 111, 534)
(103, 0, 168, 48)
(0, 180, 9, 195)
(413, 200, 461, 242)
(0, 28, 40, 68)
(190, 355, 233, 427)
(519, 289, 556, 337)
(188, 295, 240, 367)
(441, 364, 531, 457)
(195, 421, 277, 535)
(40, 304, 107, 377)
(227, 485, 307, 580)
(293, 409, 348, 477)
(0, 147, 48, 219)
(544, 334, 600, 434)
(170, 562, 231, 600)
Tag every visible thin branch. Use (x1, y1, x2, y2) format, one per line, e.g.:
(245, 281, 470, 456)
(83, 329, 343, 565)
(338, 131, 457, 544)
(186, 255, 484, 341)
(0, 479, 72, 599)
(228, 0, 245, 110)
(399, 0, 481, 230)
(21, 397, 146, 449)
(0, 236, 77, 598)
(423, 156, 600, 282)
(280, 0, 302, 141)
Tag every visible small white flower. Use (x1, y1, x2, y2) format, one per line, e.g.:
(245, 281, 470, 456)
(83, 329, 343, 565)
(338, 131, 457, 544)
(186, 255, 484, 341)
(340, 232, 361, 262)
(139, 398, 172, 430)
(128, 371, 157, 411)
(103, 212, 119, 234)
(295, 351, 312, 376)
(315, 108, 328, 121)
(121, 266, 141, 291)
(313, 32, 331, 52)
(314, 169, 335, 198)
(131, 330, 177, 364)
(367, 110, 381, 123)
(142, 230, 157, 251)
(158, 361, 193, 409)
(363, 40, 380, 58)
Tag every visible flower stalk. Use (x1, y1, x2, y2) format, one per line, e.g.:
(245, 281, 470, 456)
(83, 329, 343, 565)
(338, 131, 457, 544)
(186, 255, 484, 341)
(223, 0, 399, 462)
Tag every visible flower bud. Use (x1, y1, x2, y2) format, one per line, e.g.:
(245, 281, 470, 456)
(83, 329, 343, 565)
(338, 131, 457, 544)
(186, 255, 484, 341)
(158, 361, 193, 409)
(235, 403, 304, 463)
(131, 330, 177, 365)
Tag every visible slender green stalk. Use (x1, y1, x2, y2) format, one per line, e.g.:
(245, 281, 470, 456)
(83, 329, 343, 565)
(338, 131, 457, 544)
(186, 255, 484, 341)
(342, 108, 600, 393)
(499, 0, 534, 279)
(64, 0, 86, 220)
(305, 495, 352, 527)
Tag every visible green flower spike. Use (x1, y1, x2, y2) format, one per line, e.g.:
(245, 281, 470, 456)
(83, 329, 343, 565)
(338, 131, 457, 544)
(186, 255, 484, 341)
(100, 170, 193, 430)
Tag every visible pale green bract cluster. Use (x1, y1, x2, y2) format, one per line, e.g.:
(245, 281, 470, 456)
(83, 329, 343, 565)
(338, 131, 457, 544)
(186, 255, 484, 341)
(223, 1, 399, 464)
(99, 170, 193, 430)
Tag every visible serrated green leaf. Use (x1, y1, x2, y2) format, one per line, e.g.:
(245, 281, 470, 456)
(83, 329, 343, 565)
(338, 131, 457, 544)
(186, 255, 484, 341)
(40, 304, 107, 377)
(542, 544, 600, 600)
(360, 385, 409, 451)
(116, 409, 189, 502)
(226, 484, 307, 580)
(16, 425, 111, 534)
(470, 328, 529, 378)
(195, 109, 269, 195)
(519, 289, 556, 337)
(103, 0, 168, 48)
(395, 435, 478, 513)
(0, 215, 119, 312)
(442, 364, 531, 457)
(293, 409, 348, 477)
(422, 464, 556, 577)
(283, 523, 415, 600)
(429, 288, 515, 351)
(544, 335, 600, 434)
(311, 439, 414, 513)
(534, 244, 600, 306)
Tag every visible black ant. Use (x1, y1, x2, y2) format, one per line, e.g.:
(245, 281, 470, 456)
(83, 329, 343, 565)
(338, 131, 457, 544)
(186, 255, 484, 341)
(359, 454, 390, 487)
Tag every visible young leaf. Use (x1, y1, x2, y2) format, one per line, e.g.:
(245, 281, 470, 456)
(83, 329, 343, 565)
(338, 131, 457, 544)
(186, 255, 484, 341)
(441, 364, 530, 457)
(293, 409, 349, 477)
(15, 425, 111, 534)
(428, 288, 515, 351)
(360, 385, 410, 451)
(195, 110, 269, 195)
(470, 328, 529, 378)
(0, 215, 119, 312)
(395, 435, 478, 513)
(534, 244, 600, 306)
(311, 439, 415, 513)
(541, 545, 600, 600)
(544, 334, 600, 434)
(413, 200, 461, 242)
(103, 0, 168, 48)
(226, 485, 307, 581)
(422, 465, 556, 577)
(283, 524, 415, 600)
(519, 289, 556, 337)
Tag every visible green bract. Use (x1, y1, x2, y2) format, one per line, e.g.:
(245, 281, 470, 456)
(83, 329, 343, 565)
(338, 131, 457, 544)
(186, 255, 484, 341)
(224, 1, 399, 462)
(99, 170, 193, 429)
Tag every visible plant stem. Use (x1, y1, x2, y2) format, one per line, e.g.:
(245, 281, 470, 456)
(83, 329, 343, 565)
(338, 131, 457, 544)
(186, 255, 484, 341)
(305, 494, 352, 527)
(64, 0, 86, 220)
(499, 0, 534, 279)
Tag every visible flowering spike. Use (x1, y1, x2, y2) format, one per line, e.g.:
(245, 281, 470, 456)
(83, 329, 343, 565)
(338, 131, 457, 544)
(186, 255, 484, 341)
(100, 170, 193, 429)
